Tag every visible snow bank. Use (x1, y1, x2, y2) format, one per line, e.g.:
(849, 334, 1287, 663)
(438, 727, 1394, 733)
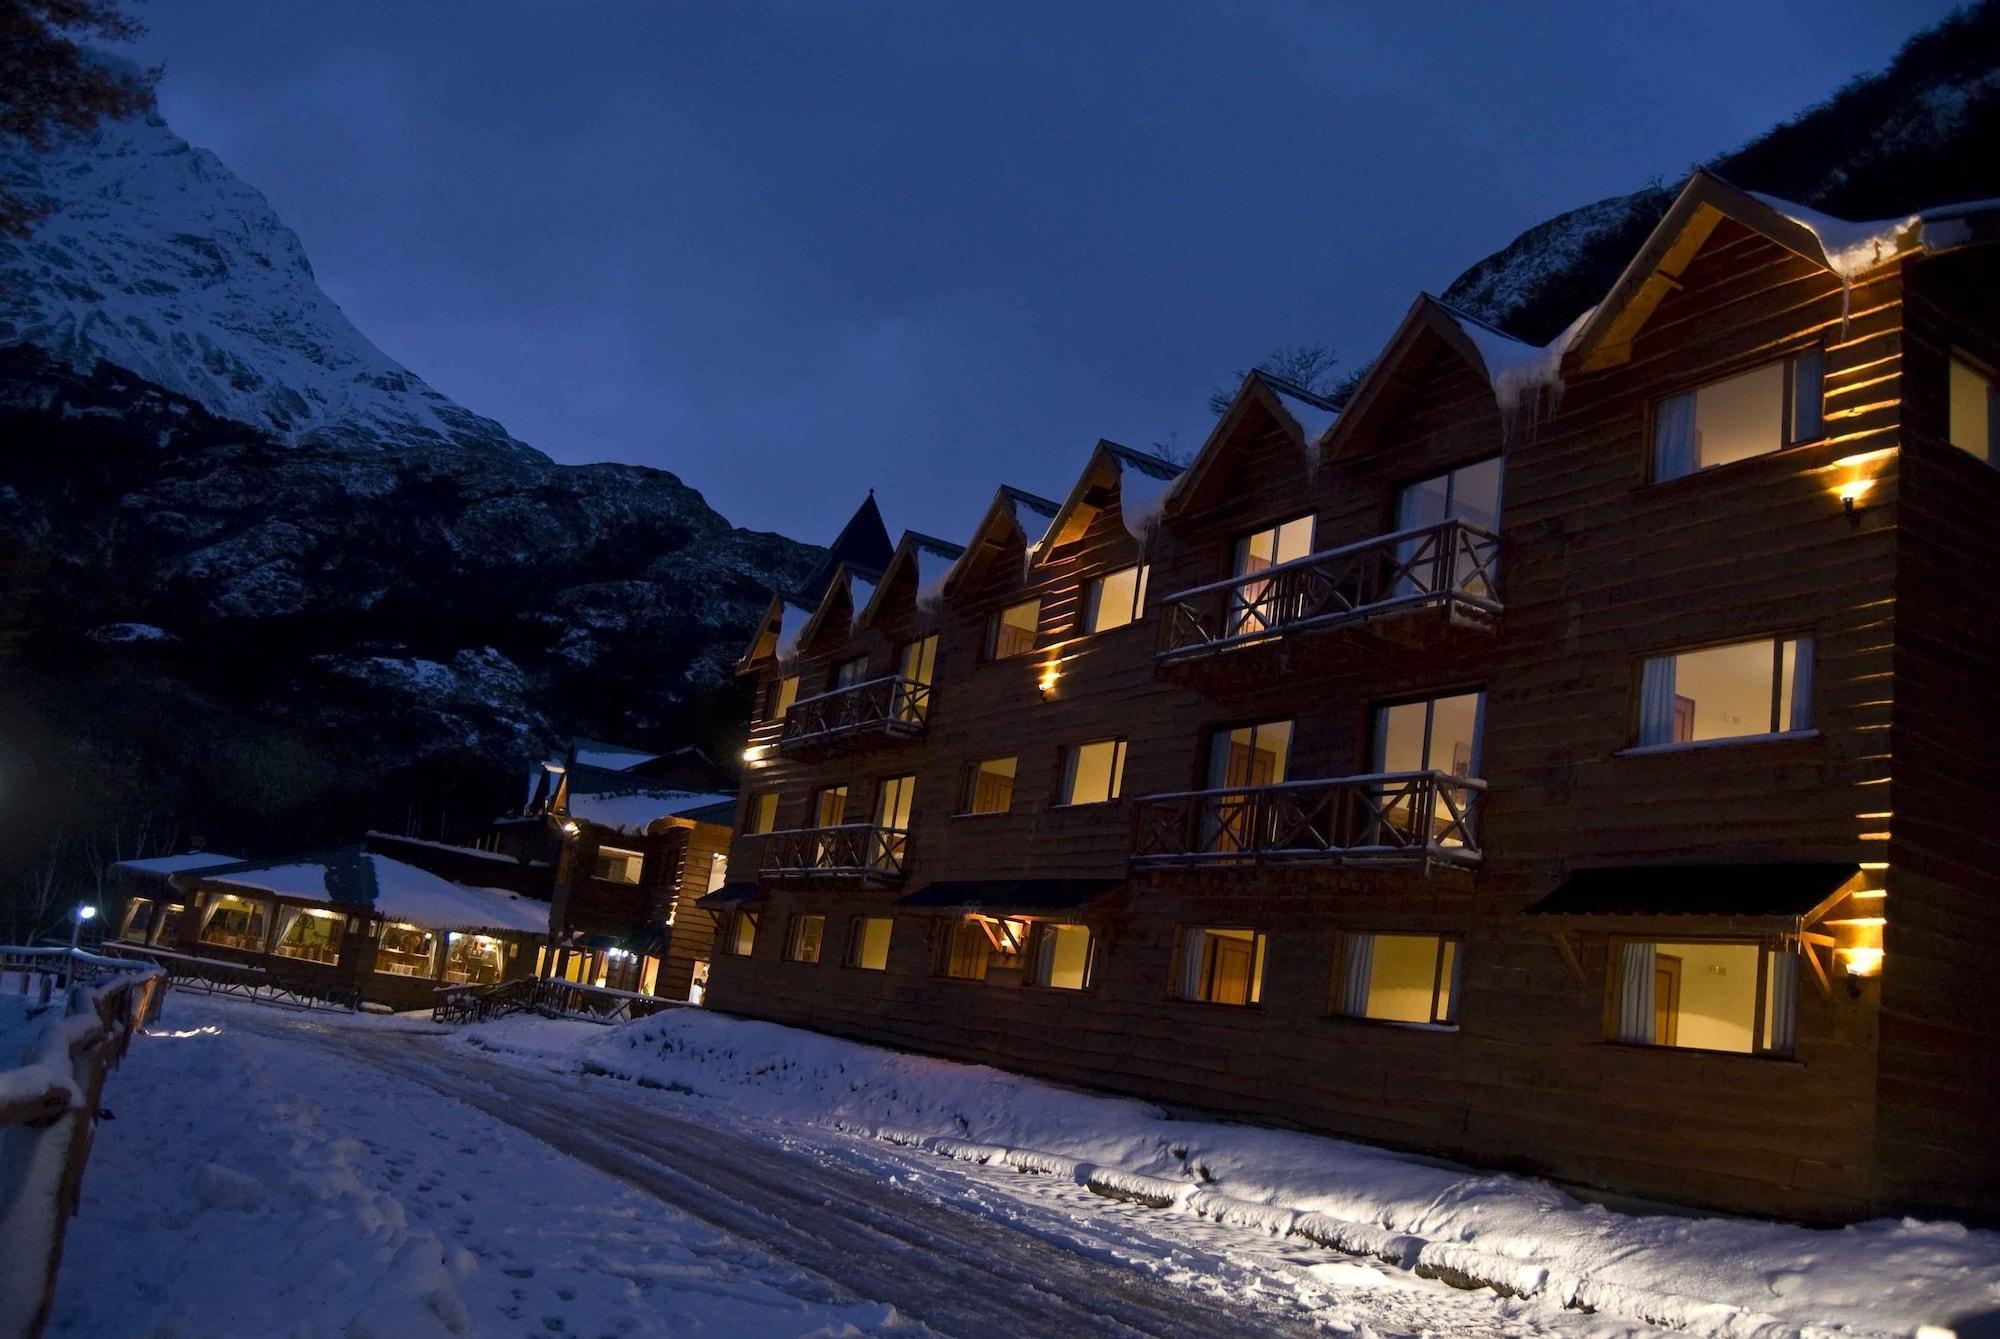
(466, 1009, 2000, 1339)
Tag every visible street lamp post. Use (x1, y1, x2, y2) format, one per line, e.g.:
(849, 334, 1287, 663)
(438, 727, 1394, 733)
(61, 903, 98, 991)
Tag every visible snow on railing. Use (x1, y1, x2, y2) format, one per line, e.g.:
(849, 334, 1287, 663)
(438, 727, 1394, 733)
(779, 674, 931, 753)
(1129, 770, 1486, 870)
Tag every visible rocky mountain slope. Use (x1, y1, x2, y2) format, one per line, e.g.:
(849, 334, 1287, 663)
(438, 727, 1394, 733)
(1444, 2, 2000, 342)
(0, 106, 816, 863)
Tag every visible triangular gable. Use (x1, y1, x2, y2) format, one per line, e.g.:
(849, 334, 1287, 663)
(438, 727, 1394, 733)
(1164, 370, 1329, 521)
(1034, 440, 1184, 562)
(735, 591, 827, 673)
(856, 530, 966, 630)
(1567, 171, 1864, 374)
(1318, 296, 1495, 461)
(941, 485, 1060, 599)
(791, 492, 896, 606)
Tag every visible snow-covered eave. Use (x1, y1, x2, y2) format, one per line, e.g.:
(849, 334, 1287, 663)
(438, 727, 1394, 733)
(940, 486, 1058, 599)
(1445, 302, 1597, 424)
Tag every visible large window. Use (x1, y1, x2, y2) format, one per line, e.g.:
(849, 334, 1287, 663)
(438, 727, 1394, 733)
(1653, 351, 1824, 481)
(1396, 458, 1503, 597)
(1175, 927, 1265, 1006)
(963, 756, 1017, 814)
(847, 916, 892, 971)
(118, 897, 155, 943)
(1334, 933, 1459, 1025)
(1230, 515, 1315, 636)
(940, 915, 1027, 982)
(273, 907, 347, 965)
(1636, 638, 1812, 747)
(442, 932, 505, 986)
(1610, 939, 1797, 1056)
(785, 914, 826, 964)
(1032, 923, 1094, 990)
(1950, 357, 1998, 463)
(897, 635, 938, 723)
(1374, 692, 1484, 778)
(1206, 720, 1292, 789)
(812, 785, 849, 827)
(375, 922, 437, 977)
(155, 903, 187, 946)
(1059, 739, 1127, 805)
(873, 775, 915, 870)
(727, 911, 758, 957)
(832, 656, 869, 691)
(594, 846, 644, 884)
(199, 894, 268, 952)
(1083, 565, 1150, 633)
(745, 791, 780, 835)
(986, 599, 1041, 660)
(769, 674, 799, 719)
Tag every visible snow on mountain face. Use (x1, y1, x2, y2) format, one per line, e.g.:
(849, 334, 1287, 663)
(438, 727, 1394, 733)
(0, 107, 535, 461)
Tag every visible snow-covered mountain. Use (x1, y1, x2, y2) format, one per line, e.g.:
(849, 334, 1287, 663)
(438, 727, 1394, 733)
(0, 107, 535, 461)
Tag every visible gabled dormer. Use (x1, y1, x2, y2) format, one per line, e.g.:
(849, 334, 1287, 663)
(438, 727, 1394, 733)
(1163, 370, 1338, 529)
(856, 530, 967, 633)
(1034, 439, 1183, 560)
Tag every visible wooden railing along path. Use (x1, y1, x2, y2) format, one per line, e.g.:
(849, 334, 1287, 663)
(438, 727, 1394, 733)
(433, 977, 681, 1027)
(97, 941, 362, 1013)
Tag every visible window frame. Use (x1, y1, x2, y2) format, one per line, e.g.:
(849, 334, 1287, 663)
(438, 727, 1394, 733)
(1602, 933, 1797, 1059)
(1329, 930, 1463, 1028)
(983, 598, 1043, 661)
(1081, 563, 1151, 635)
(1029, 921, 1096, 991)
(1171, 925, 1267, 1008)
(845, 915, 893, 971)
(1948, 352, 2000, 465)
(768, 674, 800, 720)
(831, 655, 870, 691)
(743, 790, 780, 835)
(1202, 717, 1295, 790)
(1648, 347, 1827, 485)
(592, 845, 646, 885)
(1392, 455, 1504, 534)
(1057, 737, 1128, 806)
(1369, 688, 1487, 777)
(1626, 634, 1814, 752)
(784, 913, 826, 965)
(960, 755, 1019, 816)
(1230, 513, 1316, 578)
(936, 914, 1029, 983)
(726, 910, 759, 957)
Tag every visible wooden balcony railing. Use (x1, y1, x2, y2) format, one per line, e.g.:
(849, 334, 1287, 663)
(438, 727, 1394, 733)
(779, 675, 931, 754)
(1157, 519, 1501, 664)
(758, 823, 911, 884)
(1130, 770, 1485, 870)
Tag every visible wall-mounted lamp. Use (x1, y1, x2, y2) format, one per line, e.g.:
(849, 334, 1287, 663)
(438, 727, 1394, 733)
(1839, 945, 1884, 978)
(560, 820, 580, 836)
(742, 744, 769, 766)
(1038, 660, 1061, 699)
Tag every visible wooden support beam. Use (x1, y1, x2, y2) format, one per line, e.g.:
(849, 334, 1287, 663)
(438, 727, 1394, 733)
(1549, 932, 1587, 989)
(1802, 942, 1833, 998)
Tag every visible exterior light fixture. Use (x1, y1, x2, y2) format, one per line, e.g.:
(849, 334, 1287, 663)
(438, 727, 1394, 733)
(1038, 660, 1061, 699)
(743, 744, 769, 766)
(560, 820, 580, 836)
(1839, 946, 1884, 978)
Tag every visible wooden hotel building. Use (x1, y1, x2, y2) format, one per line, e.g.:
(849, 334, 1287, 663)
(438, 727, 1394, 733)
(702, 173, 2000, 1222)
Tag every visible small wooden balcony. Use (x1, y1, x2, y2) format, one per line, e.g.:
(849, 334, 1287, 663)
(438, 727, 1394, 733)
(778, 676, 932, 757)
(1155, 519, 1501, 680)
(1129, 770, 1485, 873)
(758, 824, 911, 885)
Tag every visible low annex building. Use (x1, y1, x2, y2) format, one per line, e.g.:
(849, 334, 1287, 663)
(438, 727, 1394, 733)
(703, 172, 2000, 1222)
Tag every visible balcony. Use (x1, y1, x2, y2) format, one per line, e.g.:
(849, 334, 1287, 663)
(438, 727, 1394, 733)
(1129, 770, 1484, 872)
(1156, 519, 1500, 677)
(778, 676, 931, 757)
(758, 824, 911, 885)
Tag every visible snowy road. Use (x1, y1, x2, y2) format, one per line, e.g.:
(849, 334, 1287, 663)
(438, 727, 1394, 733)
(53, 998, 1631, 1338)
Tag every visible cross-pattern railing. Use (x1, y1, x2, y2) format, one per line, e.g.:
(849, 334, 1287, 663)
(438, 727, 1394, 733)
(779, 675, 932, 753)
(758, 823, 910, 883)
(1130, 770, 1485, 870)
(1157, 519, 1501, 663)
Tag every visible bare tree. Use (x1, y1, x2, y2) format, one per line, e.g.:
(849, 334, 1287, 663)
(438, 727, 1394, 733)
(1207, 342, 1344, 416)
(0, 0, 157, 236)
(6, 828, 69, 945)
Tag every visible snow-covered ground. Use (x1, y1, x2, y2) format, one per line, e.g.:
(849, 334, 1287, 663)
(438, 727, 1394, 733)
(43, 995, 2000, 1338)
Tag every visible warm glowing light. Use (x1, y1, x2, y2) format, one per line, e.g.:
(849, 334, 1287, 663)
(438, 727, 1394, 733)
(1038, 660, 1061, 696)
(742, 744, 770, 766)
(1836, 479, 1874, 506)
(560, 820, 580, 836)
(1831, 447, 1897, 470)
(1839, 946, 1884, 978)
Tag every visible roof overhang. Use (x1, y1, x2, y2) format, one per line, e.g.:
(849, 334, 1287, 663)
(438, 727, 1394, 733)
(1165, 370, 1324, 521)
(1318, 296, 1494, 462)
(894, 878, 1123, 915)
(1523, 862, 1862, 929)
(940, 485, 1060, 600)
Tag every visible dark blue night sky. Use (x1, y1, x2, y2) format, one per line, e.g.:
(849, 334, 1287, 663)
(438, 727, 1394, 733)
(135, 2, 1956, 546)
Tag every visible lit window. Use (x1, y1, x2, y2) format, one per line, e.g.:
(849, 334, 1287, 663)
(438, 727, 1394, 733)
(744, 791, 779, 835)
(375, 922, 437, 977)
(1206, 720, 1291, 789)
(1636, 638, 1812, 747)
(1653, 350, 1824, 481)
(940, 916, 1027, 982)
(963, 756, 1017, 814)
(199, 893, 268, 952)
(155, 903, 187, 945)
(1230, 515, 1314, 636)
(986, 599, 1041, 660)
(1334, 933, 1459, 1025)
(1083, 565, 1150, 633)
(785, 914, 826, 964)
(812, 785, 848, 827)
(1032, 923, 1094, 990)
(1610, 939, 1797, 1056)
(1949, 357, 1998, 463)
(1059, 739, 1126, 805)
(770, 675, 799, 719)
(896, 635, 938, 723)
(594, 846, 644, 885)
(704, 852, 728, 894)
(118, 897, 155, 943)
(1396, 458, 1503, 534)
(847, 916, 892, 971)
(273, 908, 347, 965)
(1374, 693, 1484, 777)
(727, 911, 758, 957)
(1174, 927, 1265, 1006)
(832, 657, 869, 690)
(442, 932, 505, 985)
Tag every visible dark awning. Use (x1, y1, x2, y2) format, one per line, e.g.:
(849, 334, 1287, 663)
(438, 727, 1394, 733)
(1524, 863, 1860, 919)
(896, 879, 1123, 913)
(697, 881, 762, 910)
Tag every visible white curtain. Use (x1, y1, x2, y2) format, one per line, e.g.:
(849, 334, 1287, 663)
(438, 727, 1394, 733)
(1765, 948, 1799, 1055)
(272, 906, 303, 950)
(1653, 392, 1697, 481)
(1034, 925, 1057, 987)
(1790, 348, 1825, 441)
(1637, 656, 1678, 746)
(1617, 941, 1657, 1043)
(1787, 638, 1815, 733)
(1176, 931, 1206, 1000)
(197, 898, 225, 933)
(1338, 934, 1375, 1017)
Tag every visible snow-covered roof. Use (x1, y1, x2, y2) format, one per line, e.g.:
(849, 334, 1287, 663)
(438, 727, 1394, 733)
(1267, 382, 1340, 447)
(110, 850, 244, 878)
(565, 789, 737, 836)
(1007, 488, 1061, 552)
(192, 849, 550, 935)
(1445, 303, 1596, 423)
(772, 600, 819, 663)
(570, 738, 660, 772)
(1105, 444, 1182, 540)
(909, 533, 967, 610)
